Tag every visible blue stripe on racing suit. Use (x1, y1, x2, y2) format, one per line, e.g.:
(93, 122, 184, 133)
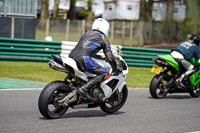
(84, 56, 108, 76)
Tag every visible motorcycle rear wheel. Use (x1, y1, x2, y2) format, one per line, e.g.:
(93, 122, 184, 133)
(38, 81, 71, 119)
(100, 85, 128, 113)
(150, 74, 169, 99)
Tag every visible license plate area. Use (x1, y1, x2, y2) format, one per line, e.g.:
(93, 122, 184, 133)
(151, 65, 162, 74)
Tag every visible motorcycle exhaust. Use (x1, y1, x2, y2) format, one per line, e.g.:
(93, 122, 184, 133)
(48, 60, 68, 73)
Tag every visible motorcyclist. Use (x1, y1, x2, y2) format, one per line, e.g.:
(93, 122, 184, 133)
(171, 34, 200, 88)
(69, 18, 119, 100)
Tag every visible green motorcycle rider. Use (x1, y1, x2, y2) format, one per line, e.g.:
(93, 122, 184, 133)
(171, 34, 200, 88)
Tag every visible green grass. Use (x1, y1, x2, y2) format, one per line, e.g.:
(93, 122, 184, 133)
(126, 67, 154, 88)
(0, 62, 66, 82)
(0, 61, 154, 88)
(35, 30, 140, 46)
(36, 30, 80, 42)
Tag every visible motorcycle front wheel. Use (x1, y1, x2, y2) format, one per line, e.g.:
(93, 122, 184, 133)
(189, 86, 200, 98)
(38, 81, 71, 119)
(100, 85, 128, 113)
(149, 74, 169, 99)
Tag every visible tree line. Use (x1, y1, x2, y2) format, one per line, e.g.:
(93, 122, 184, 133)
(38, 0, 200, 45)
(39, 0, 174, 24)
(39, 0, 92, 26)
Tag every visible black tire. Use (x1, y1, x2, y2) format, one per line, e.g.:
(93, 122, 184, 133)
(149, 74, 169, 99)
(38, 81, 71, 119)
(100, 85, 128, 114)
(189, 87, 200, 98)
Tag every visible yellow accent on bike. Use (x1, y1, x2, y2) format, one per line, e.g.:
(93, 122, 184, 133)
(167, 71, 172, 76)
(151, 65, 162, 74)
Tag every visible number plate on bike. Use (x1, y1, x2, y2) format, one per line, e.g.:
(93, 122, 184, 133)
(151, 65, 162, 74)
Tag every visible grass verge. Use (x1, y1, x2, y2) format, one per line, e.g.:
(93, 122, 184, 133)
(0, 62, 154, 88)
(35, 30, 140, 46)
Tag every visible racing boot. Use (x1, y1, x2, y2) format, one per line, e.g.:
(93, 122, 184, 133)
(176, 69, 195, 88)
(78, 75, 104, 101)
(176, 74, 186, 88)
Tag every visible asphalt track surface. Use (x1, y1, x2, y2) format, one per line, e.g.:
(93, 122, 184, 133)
(0, 88, 200, 133)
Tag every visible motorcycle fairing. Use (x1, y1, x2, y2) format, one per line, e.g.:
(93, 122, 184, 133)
(52, 55, 128, 99)
(188, 59, 197, 66)
(189, 69, 200, 86)
(159, 55, 179, 71)
(61, 56, 115, 82)
(100, 74, 126, 98)
(61, 57, 92, 81)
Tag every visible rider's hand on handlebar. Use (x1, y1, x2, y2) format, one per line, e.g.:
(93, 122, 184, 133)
(115, 60, 123, 73)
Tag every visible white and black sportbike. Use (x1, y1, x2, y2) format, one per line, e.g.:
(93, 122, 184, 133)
(38, 55, 128, 119)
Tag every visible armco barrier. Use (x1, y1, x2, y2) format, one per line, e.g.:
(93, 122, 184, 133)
(121, 46, 171, 67)
(0, 37, 171, 67)
(0, 38, 61, 62)
(0, 37, 121, 62)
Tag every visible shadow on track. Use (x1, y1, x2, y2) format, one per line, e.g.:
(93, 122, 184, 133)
(148, 94, 199, 100)
(39, 110, 125, 120)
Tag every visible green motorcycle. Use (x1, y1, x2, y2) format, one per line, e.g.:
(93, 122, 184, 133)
(150, 54, 200, 99)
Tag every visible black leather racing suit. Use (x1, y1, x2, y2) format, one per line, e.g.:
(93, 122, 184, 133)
(69, 30, 118, 99)
(69, 30, 117, 76)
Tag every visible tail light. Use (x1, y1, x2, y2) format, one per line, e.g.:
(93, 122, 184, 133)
(104, 74, 110, 80)
(152, 59, 168, 66)
(158, 56, 163, 60)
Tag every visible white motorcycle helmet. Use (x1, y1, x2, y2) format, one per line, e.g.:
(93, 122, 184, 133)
(92, 18, 110, 37)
